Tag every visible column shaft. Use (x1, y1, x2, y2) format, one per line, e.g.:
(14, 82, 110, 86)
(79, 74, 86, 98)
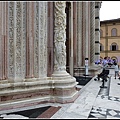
(82, 2, 86, 65)
(90, 2, 95, 65)
(95, 2, 100, 61)
(77, 2, 82, 67)
(26, 2, 34, 78)
(21, 2, 26, 78)
(8, 2, 26, 82)
(0, 2, 2, 79)
(69, 2, 74, 76)
(34, 2, 48, 78)
(85, 3, 89, 59)
(73, 2, 77, 67)
(52, 1, 69, 76)
(82, 2, 89, 65)
(0, 2, 8, 80)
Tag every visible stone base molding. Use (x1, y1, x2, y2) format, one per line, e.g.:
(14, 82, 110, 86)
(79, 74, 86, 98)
(0, 76, 79, 112)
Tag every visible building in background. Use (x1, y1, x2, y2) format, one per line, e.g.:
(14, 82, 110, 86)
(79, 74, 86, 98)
(100, 18, 120, 66)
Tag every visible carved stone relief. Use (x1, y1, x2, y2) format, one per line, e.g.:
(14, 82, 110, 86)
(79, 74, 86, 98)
(8, 2, 14, 78)
(16, 2, 22, 76)
(54, 2, 66, 72)
(21, 2, 26, 78)
(8, 2, 26, 80)
(34, 2, 47, 78)
(34, 2, 39, 77)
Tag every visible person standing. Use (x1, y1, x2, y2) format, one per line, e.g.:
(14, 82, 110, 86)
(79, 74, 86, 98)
(102, 57, 108, 67)
(114, 62, 119, 79)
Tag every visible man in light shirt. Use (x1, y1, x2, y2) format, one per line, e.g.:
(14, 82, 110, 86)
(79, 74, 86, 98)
(102, 57, 108, 67)
(114, 62, 119, 79)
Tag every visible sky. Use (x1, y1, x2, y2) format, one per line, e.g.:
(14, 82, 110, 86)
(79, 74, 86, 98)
(100, 1, 120, 21)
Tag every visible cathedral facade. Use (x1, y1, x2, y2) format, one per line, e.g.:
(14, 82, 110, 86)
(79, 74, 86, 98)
(0, 1, 102, 111)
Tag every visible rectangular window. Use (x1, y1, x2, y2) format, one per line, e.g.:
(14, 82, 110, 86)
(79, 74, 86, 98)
(112, 45, 116, 51)
(100, 46, 102, 51)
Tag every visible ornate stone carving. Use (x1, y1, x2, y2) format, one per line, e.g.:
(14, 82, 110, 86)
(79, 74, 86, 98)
(34, 2, 39, 77)
(54, 2, 66, 72)
(21, 2, 26, 77)
(34, 2, 47, 78)
(42, 2, 47, 77)
(16, 2, 22, 76)
(8, 2, 26, 80)
(8, 2, 14, 78)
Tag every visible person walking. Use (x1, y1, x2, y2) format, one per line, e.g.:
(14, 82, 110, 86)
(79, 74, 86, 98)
(114, 62, 119, 79)
(102, 57, 108, 67)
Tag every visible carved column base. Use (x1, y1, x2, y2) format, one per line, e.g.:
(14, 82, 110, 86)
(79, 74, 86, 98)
(50, 75, 79, 103)
(52, 71, 70, 77)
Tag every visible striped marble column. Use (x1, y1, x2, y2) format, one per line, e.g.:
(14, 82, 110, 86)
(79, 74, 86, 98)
(90, 2, 95, 66)
(77, 2, 82, 67)
(34, 2, 48, 78)
(95, 2, 101, 62)
(0, 2, 8, 80)
(85, 2, 89, 75)
(82, 2, 89, 66)
(21, 2, 27, 79)
(69, 2, 74, 76)
(73, 2, 77, 68)
(0, 2, 2, 80)
(8, 2, 26, 82)
(26, 2, 34, 78)
(82, 2, 86, 66)
(52, 1, 69, 77)
(85, 3, 89, 59)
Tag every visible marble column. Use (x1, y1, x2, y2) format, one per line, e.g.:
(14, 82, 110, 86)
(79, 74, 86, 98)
(77, 2, 82, 67)
(47, 2, 54, 77)
(73, 2, 77, 68)
(21, 2, 26, 78)
(26, 2, 34, 78)
(0, 2, 2, 80)
(85, 2, 89, 75)
(0, 3, 3, 79)
(95, 2, 101, 62)
(85, 3, 89, 60)
(0, 2, 8, 80)
(82, 2, 89, 65)
(69, 2, 74, 76)
(51, 2, 78, 104)
(8, 2, 26, 82)
(82, 2, 86, 66)
(90, 2, 95, 66)
(52, 2, 69, 77)
(34, 2, 48, 79)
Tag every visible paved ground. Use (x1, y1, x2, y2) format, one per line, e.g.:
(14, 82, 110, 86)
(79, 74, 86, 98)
(0, 68, 120, 119)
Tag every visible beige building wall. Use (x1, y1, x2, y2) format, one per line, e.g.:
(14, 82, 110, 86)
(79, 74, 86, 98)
(100, 19, 120, 66)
